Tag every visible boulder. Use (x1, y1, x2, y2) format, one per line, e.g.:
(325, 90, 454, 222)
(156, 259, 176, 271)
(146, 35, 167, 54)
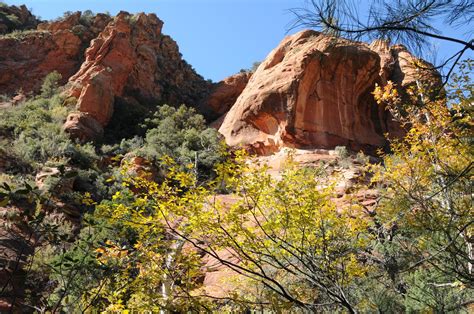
(122, 155, 161, 182)
(63, 112, 104, 141)
(11, 93, 26, 105)
(35, 166, 76, 193)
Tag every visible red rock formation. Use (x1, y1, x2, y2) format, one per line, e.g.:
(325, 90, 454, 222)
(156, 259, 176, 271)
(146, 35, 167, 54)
(63, 12, 211, 138)
(219, 30, 438, 154)
(63, 111, 104, 141)
(0, 8, 210, 140)
(204, 72, 252, 117)
(0, 11, 111, 95)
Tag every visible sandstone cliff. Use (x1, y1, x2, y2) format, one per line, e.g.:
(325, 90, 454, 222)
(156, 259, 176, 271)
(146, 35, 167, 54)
(201, 71, 252, 118)
(0, 12, 111, 95)
(64, 11, 211, 139)
(217, 30, 439, 154)
(0, 8, 211, 141)
(0, 7, 439, 150)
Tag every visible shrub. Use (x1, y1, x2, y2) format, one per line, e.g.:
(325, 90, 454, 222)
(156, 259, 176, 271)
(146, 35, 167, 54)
(139, 104, 224, 176)
(0, 29, 50, 40)
(79, 10, 94, 26)
(334, 145, 349, 158)
(40, 71, 62, 98)
(103, 97, 150, 143)
(0, 74, 99, 169)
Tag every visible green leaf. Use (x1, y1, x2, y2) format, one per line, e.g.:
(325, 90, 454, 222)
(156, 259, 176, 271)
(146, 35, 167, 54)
(24, 182, 33, 191)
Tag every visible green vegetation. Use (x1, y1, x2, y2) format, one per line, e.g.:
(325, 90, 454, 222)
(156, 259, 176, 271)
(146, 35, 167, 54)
(103, 103, 224, 176)
(0, 3, 39, 36)
(240, 61, 261, 74)
(0, 11, 21, 30)
(0, 69, 226, 311)
(139, 104, 223, 173)
(0, 29, 50, 40)
(0, 72, 90, 169)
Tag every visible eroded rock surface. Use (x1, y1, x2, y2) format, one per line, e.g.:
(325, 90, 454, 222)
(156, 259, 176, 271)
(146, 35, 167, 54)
(219, 30, 439, 154)
(64, 12, 211, 134)
(0, 11, 111, 96)
(0, 9, 214, 141)
(203, 72, 252, 118)
(63, 111, 104, 141)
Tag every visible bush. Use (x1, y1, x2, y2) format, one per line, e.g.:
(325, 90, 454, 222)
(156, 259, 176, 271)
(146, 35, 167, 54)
(41, 71, 62, 98)
(103, 97, 151, 143)
(79, 10, 94, 25)
(0, 29, 50, 40)
(139, 104, 224, 176)
(334, 145, 349, 158)
(0, 74, 99, 169)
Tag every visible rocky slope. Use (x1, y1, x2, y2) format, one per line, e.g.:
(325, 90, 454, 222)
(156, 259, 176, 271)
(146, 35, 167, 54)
(201, 71, 252, 119)
(0, 7, 439, 151)
(0, 5, 443, 310)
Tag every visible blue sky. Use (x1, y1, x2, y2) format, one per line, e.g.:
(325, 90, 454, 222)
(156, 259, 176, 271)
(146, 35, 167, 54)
(5, 0, 473, 82)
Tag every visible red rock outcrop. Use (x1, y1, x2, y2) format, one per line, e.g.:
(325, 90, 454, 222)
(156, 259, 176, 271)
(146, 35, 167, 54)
(62, 112, 104, 141)
(219, 30, 439, 154)
(0, 8, 211, 140)
(63, 12, 210, 137)
(0, 11, 111, 95)
(203, 72, 252, 117)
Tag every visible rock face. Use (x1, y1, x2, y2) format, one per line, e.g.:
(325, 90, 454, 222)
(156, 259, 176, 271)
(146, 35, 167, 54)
(203, 72, 252, 118)
(0, 11, 111, 95)
(0, 7, 439, 149)
(64, 12, 210, 137)
(219, 30, 438, 154)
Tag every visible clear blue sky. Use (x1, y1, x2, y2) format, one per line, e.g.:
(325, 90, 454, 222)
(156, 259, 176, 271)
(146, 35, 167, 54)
(4, 0, 473, 82)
